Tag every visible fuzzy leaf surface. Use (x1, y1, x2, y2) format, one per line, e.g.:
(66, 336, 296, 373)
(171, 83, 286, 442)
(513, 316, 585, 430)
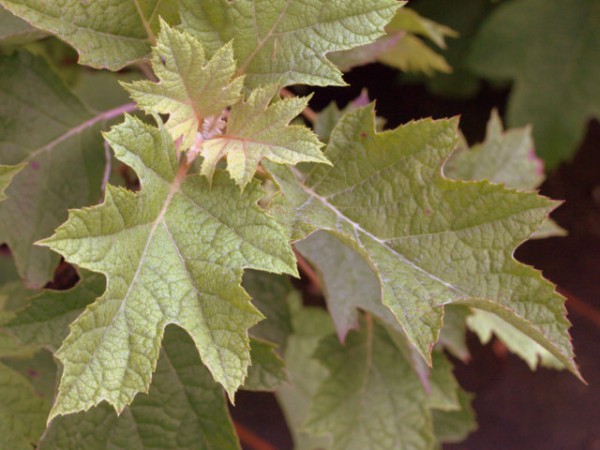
(468, 0, 600, 167)
(124, 22, 243, 149)
(40, 115, 296, 418)
(202, 85, 328, 187)
(180, 0, 400, 88)
(0, 0, 179, 70)
(445, 110, 565, 238)
(0, 52, 106, 287)
(40, 326, 240, 450)
(305, 319, 435, 450)
(269, 105, 577, 375)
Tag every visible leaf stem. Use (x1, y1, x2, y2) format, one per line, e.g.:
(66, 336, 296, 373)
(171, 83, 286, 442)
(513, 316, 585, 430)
(25, 103, 138, 163)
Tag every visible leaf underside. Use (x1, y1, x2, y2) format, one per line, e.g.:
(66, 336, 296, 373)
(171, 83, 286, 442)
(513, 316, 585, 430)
(40, 115, 296, 418)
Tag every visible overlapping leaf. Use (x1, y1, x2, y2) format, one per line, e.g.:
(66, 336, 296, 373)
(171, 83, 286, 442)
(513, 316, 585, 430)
(0, 0, 179, 70)
(304, 319, 435, 450)
(126, 24, 328, 187)
(40, 326, 240, 450)
(202, 85, 328, 187)
(269, 105, 577, 376)
(329, 8, 456, 74)
(0, 4, 45, 45)
(0, 165, 23, 202)
(125, 22, 244, 150)
(445, 110, 566, 239)
(39, 115, 296, 419)
(0, 52, 113, 287)
(468, 0, 600, 167)
(180, 0, 400, 88)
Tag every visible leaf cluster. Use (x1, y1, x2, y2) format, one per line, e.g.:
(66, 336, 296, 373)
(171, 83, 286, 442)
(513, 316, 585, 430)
(0, 1, 581, 449)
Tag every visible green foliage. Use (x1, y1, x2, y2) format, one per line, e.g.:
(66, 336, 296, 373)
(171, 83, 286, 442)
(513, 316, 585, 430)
(0, 1, 584, 448)
(468, 0, 600, 167)
(0, 0, 179, 69)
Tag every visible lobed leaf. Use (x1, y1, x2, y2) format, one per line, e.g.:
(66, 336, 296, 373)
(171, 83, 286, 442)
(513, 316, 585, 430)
(39, 115, 296, 418)
(124, 21, 244, 150)
(180, 0, 400, 88)
(269, 105, 578, 376)
(202, 85, 328, 188)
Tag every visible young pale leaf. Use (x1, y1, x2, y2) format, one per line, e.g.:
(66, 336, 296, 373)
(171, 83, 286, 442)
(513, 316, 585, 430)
(124, 22, 243, 150)
(305, 318, 435, 450)
(269, 105, 577, 376)
(0, 362, 49, 450)
(0, 52, 111, 288)
(445, 110, 565, 239)
(202, 85, 328, 188)
(468, 0, 600, 167)
(0, 0, 179, 70)
(180, 0, 400, 88)
(329, 8, 456, 74)
(40, 326, 240, 450)
(39, 115, 297, 419)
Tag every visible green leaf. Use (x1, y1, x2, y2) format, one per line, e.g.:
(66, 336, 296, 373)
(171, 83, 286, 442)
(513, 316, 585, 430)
(202, 85, 328, 188)
(0, 0, 180, 70)
(445, 110, 565, 238)
(0, 165, 24, 202)
(124, 22, 243, 150)
(243, 338, 287, 392)
(468, 0, 600, 167)
(0, 51, 127, 287)
(276, 298, 333, 450)
(329, 8, 456, 75)
(244, 271, 295, 353)
(40, 326, 240, 450)
(304, 318, 435, 450)
(180, 0, 400, 89)
(436, 305, 471, 362)
(296, 230, 400, 341)
(432, 390, 476, 445)
(0, 362, 49, 450)
(0, 4, 45, 45)
(39, 115, 297, 418)
(467, 310, 563, 370)
(4, 271, 106, 351)
(269, 105, 578, 377)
